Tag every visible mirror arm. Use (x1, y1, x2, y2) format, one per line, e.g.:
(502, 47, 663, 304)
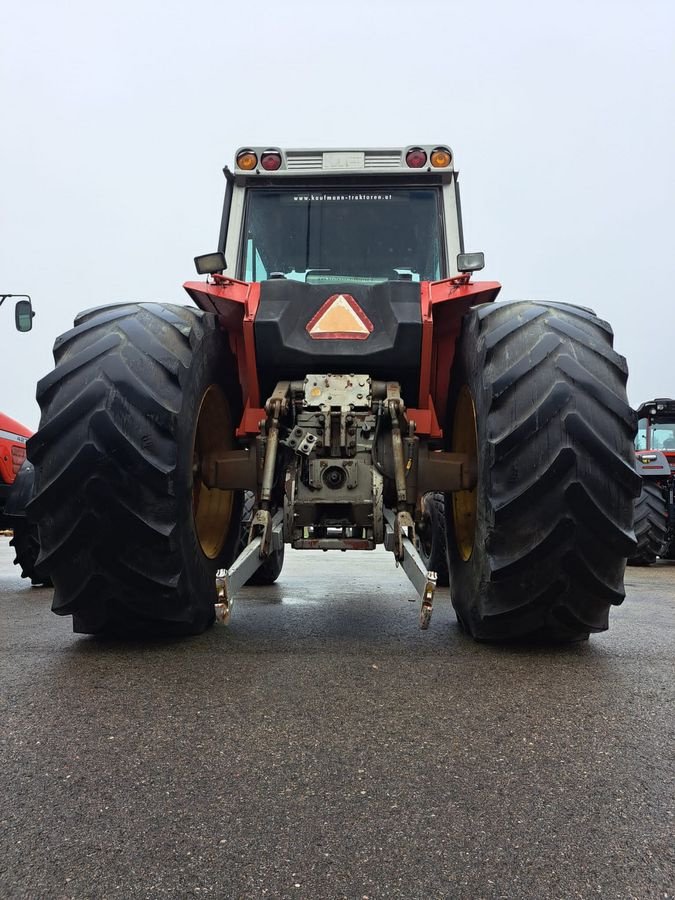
(1, 293, 32, 304)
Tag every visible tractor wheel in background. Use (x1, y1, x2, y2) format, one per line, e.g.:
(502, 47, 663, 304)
(627, 481, 668, 566)
(415, 493, 449, 586)
(445, 301, 641, 641)
(10, 519, 52, 586)
(236, 491, 285, 585)
(28, 303, 243, 636)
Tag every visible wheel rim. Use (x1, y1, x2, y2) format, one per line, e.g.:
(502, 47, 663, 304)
(192, 384, 234, 559)
(451, 385, 478, 562)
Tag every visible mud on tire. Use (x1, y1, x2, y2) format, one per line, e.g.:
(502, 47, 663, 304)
(627, 481, 668, 566)
(445, 301, 640, 641)
(28, 303, 243, 636)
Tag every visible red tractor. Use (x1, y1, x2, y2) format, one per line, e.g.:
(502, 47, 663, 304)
(630, 398, 675, 565)
(1, 293, 48, 583)
(0, 411, 45, 582)
(26, 145, 640, 639)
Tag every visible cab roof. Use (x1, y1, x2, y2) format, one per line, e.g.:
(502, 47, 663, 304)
(232, 145, 455, 178)
(636, 398, 675, 418)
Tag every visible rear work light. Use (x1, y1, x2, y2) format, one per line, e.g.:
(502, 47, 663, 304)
(405, 148, 427, 168)
(260, 150, 282, 171)
(236, 150, 258, 170)
(430, 147, 452, 168)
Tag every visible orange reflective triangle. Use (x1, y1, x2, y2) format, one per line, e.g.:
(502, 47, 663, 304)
(306, 294, 373, 340)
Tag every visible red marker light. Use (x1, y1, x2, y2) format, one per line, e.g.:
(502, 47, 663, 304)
(260, 151, 282, 171)
(406, 148, 427, 168)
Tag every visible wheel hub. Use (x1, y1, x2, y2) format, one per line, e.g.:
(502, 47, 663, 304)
(192, 384, 235, 559)
(451, 385, 478, 561)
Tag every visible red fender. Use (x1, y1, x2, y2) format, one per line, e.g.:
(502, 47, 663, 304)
(0, 412, 32, 487)
(183, 275, 501, 439)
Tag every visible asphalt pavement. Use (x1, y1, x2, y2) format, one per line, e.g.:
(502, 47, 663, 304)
(1, 536, 673, 900)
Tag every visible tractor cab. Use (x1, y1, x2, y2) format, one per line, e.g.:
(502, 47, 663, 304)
(203, 145, 482, 283)
(636, 398, 675, 455)
(193, 147, 489, 406)
(188, 146, 495, 438)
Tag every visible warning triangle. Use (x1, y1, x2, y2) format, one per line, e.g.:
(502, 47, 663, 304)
(306, 294, 373, 340)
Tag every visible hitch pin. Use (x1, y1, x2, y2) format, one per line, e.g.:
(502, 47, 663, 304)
(420, 572, 436, 630)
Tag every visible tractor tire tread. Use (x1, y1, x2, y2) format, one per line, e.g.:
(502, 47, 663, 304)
(627, 481, 668, 566)
(446, 300, 640, 641)
(9, 520, 52, 586)
(28, 302, 241, 635)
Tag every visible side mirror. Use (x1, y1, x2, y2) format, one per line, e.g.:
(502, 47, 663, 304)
(194, 251, 226, 275)
(15, 299, 35, 332)
(457, 252, 485, 273)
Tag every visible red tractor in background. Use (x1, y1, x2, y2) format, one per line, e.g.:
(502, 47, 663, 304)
(26, 145, 640, 640)
(0, 293, 49, 583)
(0, 411, 46, 582)
(630, 398, 675, 565)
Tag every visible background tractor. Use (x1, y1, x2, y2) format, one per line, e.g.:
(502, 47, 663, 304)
(1, 293, 49, 583)
(0, 412, 49, 583)
(630, 398, 675, 565)
(27, 145, 640, 640)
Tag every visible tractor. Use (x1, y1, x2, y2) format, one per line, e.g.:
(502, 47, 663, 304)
(1, 292, 49, 583)
(0, 410, 41, 580)
(629, 398, 675, 565)
(26, 145, 640, 639)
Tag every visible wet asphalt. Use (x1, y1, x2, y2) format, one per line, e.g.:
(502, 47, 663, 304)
(0, 537, 673, 900)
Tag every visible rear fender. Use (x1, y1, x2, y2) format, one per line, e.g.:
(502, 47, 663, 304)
(635, 449, 671, 477)
(0, 440, 20, 487)
(0, 412, 31, 487)
(184, 276, 502, 440)
(183, 277, 264, 435)
(419, 278, 501, 437)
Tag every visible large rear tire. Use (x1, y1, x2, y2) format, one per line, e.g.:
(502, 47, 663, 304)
(28, 303, 243, 636)
(627, 481, 668, 566)
(445, 301, 640, 641)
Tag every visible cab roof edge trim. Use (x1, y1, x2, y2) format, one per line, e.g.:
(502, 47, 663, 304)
(232, 146, 455, 176)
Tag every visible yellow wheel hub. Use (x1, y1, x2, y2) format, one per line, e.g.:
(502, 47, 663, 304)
(452, 385, 478, 561)
(192, 384, 235, 559)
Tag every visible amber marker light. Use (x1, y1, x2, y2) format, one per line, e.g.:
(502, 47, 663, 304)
(236, 150, 258, 170)
(430, 147, 452, 168)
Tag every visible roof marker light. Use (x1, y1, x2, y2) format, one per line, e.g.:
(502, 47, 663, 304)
(236, 150, 258, 170)
(430, 147, 452, 168)
(260, 151, 282, 171)
(405, 148, 427, 168)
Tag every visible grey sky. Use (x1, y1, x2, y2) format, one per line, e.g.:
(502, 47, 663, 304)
(2, 0, 673, 430)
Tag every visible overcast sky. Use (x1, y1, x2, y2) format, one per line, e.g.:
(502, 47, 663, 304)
(1, 0, 673, 430)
